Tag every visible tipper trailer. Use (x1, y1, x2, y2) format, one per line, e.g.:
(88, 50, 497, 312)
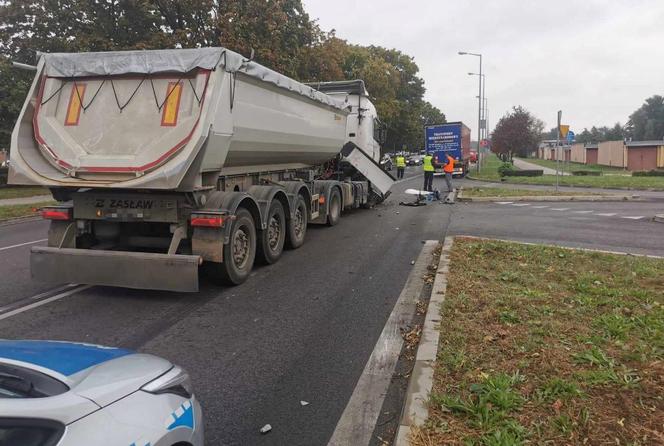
(9, 48, 394, 292)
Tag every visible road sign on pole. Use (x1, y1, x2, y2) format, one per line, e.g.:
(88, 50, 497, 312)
(559, 125, 570, 139)
(567, 130, 575, 144)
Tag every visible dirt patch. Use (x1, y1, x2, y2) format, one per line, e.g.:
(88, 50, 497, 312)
(412, 238, 664, 445)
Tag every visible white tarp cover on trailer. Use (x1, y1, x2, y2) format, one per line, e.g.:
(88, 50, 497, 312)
(41, 47, 348, 111)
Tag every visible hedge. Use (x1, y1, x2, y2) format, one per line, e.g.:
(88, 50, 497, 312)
(572, 170, 602, 176)
(502, 169, 544, 177)
(632, 170, 664, 177)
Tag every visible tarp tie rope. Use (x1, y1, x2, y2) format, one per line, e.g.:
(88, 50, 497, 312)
(110, 75, 146, 112)
(73, 79, 106, 112)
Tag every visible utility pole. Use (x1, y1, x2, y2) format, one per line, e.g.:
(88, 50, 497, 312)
(556, 110, 562, 192)
(459, 51, 483, 173)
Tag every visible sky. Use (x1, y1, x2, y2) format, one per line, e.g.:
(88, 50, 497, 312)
(303, 0, 664, 137)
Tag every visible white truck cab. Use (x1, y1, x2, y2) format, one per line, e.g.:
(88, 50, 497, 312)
(306, 80, 386, 163)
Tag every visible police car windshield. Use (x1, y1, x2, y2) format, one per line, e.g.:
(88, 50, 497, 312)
(0, 364, 68, 398)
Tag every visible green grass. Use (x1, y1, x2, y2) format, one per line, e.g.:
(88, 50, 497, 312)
(412, 238, 664, 446)
(461, 187, 603, 198)
(473, 154, 664, 190)
(0, 201, 55, 220)
(517, 157, 627, 173)
(0, 186, 50, 200)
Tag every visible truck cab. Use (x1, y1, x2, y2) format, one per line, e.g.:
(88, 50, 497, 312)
(306, 80, 386, 163)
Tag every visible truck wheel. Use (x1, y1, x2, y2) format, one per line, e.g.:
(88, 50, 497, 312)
(327, 188, 341, 226)
(257, 200, 286, 264)
(286, 195, 308, 249)
(219, 208, 256, 285)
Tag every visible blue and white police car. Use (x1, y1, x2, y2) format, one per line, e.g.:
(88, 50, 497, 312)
(0, 340, 203, 446)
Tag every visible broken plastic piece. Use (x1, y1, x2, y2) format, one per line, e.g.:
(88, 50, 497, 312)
(300, 401, 309, 406)
(260, 424, 272, 434)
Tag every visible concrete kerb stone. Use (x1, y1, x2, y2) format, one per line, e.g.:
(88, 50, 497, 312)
(456, 187, 637, 203)
(394, 237, 454, 446)
(0, 215, 41, 227)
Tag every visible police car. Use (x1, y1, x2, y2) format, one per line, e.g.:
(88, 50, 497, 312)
(0, 340, 203, 446)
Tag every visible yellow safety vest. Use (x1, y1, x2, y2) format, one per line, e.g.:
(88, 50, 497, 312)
(423, 155, 434, 172)
(396, 156, 406, 167)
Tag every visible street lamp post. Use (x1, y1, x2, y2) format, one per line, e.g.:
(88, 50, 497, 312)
(460, 51, 483, 173)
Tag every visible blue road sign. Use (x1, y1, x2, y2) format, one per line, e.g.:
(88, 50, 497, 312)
(567, 130, 575, 143)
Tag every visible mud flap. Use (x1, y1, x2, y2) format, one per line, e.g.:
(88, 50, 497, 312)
(31, 247, 201, 292)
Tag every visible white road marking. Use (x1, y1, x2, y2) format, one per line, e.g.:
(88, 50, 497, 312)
(550, 208, 570, 211)
(328, 241, 438, 446)
(596, 213, 617, 217)
(0, 285, 91, 321)
(573, 210, 594, 214)
(495, 201, 513, 205)
(0, 238, 47, 252)
(621, 216, 645, 220)
(532, 205, 550, 209)
(511, 203, 531, 207)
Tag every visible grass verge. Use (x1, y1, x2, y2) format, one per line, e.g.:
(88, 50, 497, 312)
(461, 188, 603, 198)
(412, 238, 663, 445)
(0, 186, 50, 200)
(0, 201, 55, 221)
(474, 154, 664, 190)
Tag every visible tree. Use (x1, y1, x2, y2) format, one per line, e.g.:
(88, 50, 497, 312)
(627, 95, 664, 141)
(491, 106, 544, 160)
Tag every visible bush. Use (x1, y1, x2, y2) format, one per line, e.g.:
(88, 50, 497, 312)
(503, 169, 544, 177)
(632, 170, 664, 177)
(0, 167, 7, 186)
(572, 170, 602, 176)
(498, 162, 514, 177)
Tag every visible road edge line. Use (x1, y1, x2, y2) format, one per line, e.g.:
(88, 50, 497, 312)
(394, 237, 454, 445)
(0, 285, 91, 321)
(327, 240, 438, 446)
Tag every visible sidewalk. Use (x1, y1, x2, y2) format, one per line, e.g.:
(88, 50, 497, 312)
(0, 195, 53, 206)
(513, 157, 569, 175)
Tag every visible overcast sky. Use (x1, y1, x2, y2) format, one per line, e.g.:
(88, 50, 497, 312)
(304, 0, 664, 137)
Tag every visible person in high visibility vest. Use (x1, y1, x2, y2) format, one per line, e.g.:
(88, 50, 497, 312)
(422, 153, 435, 192)
(443, 154, 455, 192)
(395, 153, 406, 179)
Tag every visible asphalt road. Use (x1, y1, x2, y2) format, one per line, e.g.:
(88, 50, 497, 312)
(0, 169, 663, 445)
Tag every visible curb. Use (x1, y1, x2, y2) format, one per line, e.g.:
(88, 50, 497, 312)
(0, 215, 42, 227)
(457, 194, 637, 203)
(464, 175, 663, 193)
(654, 214, 664, 224)
(394, 237, 454, 445)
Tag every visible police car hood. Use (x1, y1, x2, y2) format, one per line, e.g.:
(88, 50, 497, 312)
(0, 340, 172, 408)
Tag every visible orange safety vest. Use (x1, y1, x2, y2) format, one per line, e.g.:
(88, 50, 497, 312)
(443, 155, 455, 173)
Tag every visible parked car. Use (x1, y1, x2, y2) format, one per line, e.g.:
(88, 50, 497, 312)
(407, 155, 423, 166)
(0, 340, 204, 446)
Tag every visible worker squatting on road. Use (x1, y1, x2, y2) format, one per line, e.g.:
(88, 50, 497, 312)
(423, 153, 434, 191)
(443, 154, 455, 192)
(395, 154, 406, 179)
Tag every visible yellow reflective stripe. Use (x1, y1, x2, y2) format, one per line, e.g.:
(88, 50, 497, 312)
(161, 82, 183, 126)
(64, 84, 86, 126)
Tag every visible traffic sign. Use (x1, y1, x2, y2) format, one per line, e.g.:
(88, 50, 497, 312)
(567, 131, 575, 143)
(559, 125, 569, 139)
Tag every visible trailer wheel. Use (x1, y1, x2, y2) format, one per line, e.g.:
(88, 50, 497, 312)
(286, 195, 308, 249)
(327, 188, 341, 226)
(257, 200, 286, 264)
(219, 208, 256, 285)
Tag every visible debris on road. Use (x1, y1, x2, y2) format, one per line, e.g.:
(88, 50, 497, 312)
(300, 401, 309, 406)
(259, 424, 272, 434)
(410, 260, 415, 265)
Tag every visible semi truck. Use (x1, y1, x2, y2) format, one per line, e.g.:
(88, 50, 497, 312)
(424, 122, 471, 176)
(9, 48, 394, 292)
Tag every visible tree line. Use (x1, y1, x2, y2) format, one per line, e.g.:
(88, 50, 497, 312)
(542, 95, 664, 144)
(0, 0, 445, 152)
